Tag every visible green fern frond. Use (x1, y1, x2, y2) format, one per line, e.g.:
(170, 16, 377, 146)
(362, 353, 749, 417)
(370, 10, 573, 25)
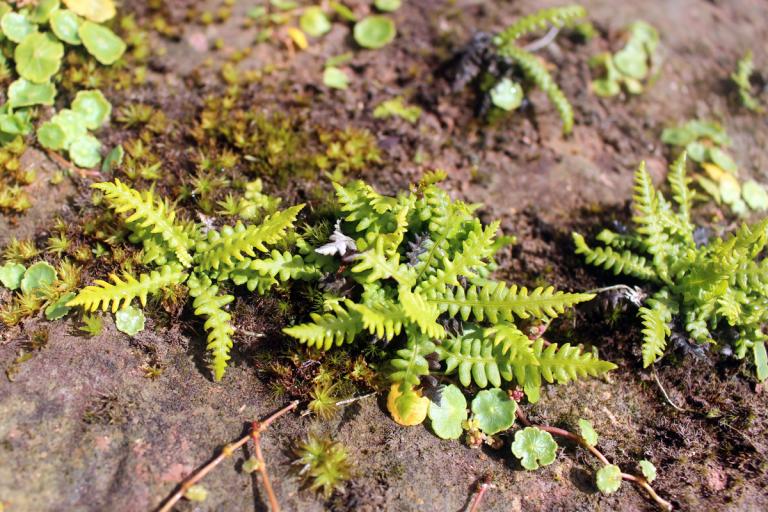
(417, 221, 500, 294)
(399, 285, 445, 339)
(348, 301, 406, 341)
(389, 329, 436, 390)
(429, 281, 594, 322)
(94, 180, 194, 267)
(667, 152, 692, 225)
(436, 324, 534, 388)
(532, 338, 617, 385)
(595, 229, 648, 252)
(498, 45, 574, 134)
(67, 265, 187, 313)
(638, 292, 676, 367)
(283, 304, 364, 350)
(573, 232, 658, 281)
(495, 4, 587, 45)
(196, 205, 303, 271)
(187, 275, 235, 381)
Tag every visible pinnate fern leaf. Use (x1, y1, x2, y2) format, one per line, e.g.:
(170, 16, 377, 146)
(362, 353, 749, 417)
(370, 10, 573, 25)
(196, 205, 303, 271)
(573, 232, 658, 281)
(495, 4, 587, 45)
(498, 45, 574, 134)
(67, 265, 187, 313)
(429, 281, 595, 322)
(187, 275, 235, 381)
(283, 304, 364, 350)
(94, 180, 194, 267)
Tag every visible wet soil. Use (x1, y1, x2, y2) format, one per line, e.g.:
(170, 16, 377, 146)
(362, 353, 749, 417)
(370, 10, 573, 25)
(2, 1, 768, 511)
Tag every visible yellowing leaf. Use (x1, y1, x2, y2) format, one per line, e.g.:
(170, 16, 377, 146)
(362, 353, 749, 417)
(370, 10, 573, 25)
(63, 0, 116, 23)
(701, 162, 726, 182)
(287, 27, 308, 50)
(387, 384, 428, 426)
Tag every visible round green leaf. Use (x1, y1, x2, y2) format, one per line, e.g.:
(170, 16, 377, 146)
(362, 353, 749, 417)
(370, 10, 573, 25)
(596, 464, 622, 494)
(0, 262, 26, 290)
(101, 144, 124, 172)
(183, 484, 208, 502)
(115, 306, 145, 336)
(684, 141, 707, 162)
(470, 388, 516, 435)
(614, 44, 647, 79)
(591, 78, 620, 97)
(427, 384, 467, 440)
(661, 127, 695, 147)
(15, 32, 64, 83)
(578, 418, 599, 447)
(50, 109, 88, 148)
(638, 460, 656, 483)
(20, 261, 57, 295)
(719, 174, 741, 205)
(1, 12, 37, 43)
(28, 0, 61, 24)
(323, 66, 349, 90)
(72, 89, 111, 129)
(742, 180, 768, 211)
(37, 121, 67, 150)
(50, 9, 82, 45)
(8, 79, 56, 108)
(78, 20, 126, 65)
(511, 427, 558, 470)
(45, 292, 76, 320)
(707, 147, 737, 173)
(299, 6, 331, 38)
(490, 78, 523, 111)
(0, 108, 33, 135)
(69, 133, 102, 168)
(375, 0, 401, 12)
(353, 15, 396, 49)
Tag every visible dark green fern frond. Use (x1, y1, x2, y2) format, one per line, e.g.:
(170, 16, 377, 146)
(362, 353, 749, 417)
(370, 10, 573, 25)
(498, 45, 574, 134)
(495, 4, 587, 45)
(67, 265, 187, 313)
(573, 233, 658, 281)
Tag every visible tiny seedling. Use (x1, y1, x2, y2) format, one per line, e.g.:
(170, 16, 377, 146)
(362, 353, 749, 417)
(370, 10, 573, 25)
(574, 153, 768, 382)
(448, 5, 587, 134)
(591, 21, 659, 97)
(731, 51, 764, 113)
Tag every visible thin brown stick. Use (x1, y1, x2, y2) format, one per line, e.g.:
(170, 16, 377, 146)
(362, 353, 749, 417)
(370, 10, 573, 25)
(45, 149, 100, 178)
(157, 400, 298, 512)
(465, 474, 494, 512)
(515, 409, 672, 511)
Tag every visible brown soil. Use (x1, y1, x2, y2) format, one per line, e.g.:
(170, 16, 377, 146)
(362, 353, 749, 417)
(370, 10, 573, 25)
(2, 1, 768, 511)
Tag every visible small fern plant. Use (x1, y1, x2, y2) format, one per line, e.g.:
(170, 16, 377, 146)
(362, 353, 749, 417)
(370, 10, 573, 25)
(67, 179, 314, 381)
(284, 173, 615, 424)
(573, 153, 768, 381)
(449, 5, 586, 134)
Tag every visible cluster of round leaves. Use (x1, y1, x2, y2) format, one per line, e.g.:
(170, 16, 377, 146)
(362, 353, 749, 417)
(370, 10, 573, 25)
(295, 2, 397, 90)
(424, 384, 658, 495)
(0, 260, 74, 320)
(590, 21, 659, 97)
(37, 89, 112, 167)
(0, 0, 123, 164)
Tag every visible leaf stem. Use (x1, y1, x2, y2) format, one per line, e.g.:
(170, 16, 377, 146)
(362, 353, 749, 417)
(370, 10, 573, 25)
(515, 408, 672, 511)
(157, 400, 298, 512)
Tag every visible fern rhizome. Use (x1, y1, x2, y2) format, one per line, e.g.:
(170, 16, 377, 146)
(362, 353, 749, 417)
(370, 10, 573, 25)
(450, 4, 586, 134)
(573, 153, 768, 381)
(67, 179, 312, 380)
(284, 173, 616, 423)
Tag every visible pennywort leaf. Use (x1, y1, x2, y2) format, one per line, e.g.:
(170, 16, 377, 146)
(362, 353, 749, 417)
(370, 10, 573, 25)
(427, 384, 467, 439)
(578, 418, 598, 447)
(471, 388, 516, 435)
(115, 305, 146, 336)
(511, 427, 558, 470)
(79, 21, 126, 65)
(596, 464, 622, 494)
